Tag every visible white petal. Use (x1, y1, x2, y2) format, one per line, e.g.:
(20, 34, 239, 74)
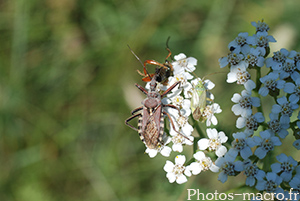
(146, 148, 158, 158)
(218, 132, 228, 143)
(206, 128, 218, 139)
(187, 57, 197, 65)
(241, 89, 251, 97)
(209, 163, 219, 172)
(174, 53, 187, 61)
(198, 139, 209, 150)
(236, 117, 246, 129)
(189, 162, 202, 175)
(164, 161, 175, 172)
(166, 172, 176, 183)
(184, 166, 192, 177)
(232, 104, 243, 116)
(182, 123, 194, 136)
(216, 146, 227, 157)
(204, 79, 215, 90)
(231, 93, 241, 103)
(208, 115, 218, 126)
(193, 151, 206, 161)
(183, 72, 193, 80)
(176, 174, 187, 184)
(160, 146, 172, 157)
(227, 72, 237, 83)
(175, 155, 186, 165)
(172, 143, 183, 152)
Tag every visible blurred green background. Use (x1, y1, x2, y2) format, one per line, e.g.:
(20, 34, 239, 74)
(1, 0, 300, 200)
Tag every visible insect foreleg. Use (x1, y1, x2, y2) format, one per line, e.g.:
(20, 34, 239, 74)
(163, 104, 181, 115)
(135, 83, 148, 95)
(161, 81, 181, 97)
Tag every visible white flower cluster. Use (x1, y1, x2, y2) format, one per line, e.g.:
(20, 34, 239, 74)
(217, 20, 300, 200)
(142, 53, 226, 184)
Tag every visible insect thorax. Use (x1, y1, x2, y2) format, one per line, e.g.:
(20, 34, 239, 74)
(144, 95, 160, 109)
(155, 65, 172, 83)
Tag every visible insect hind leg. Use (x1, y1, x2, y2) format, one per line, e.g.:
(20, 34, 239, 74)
(125, 113, 142, 131)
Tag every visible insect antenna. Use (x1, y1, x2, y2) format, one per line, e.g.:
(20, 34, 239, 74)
(127, 45, 153, 80)
(165, 36, 172, 61)
(200, 71, 226, 80)
(185, 65, 226, 81)
(166, 36, 171, 49)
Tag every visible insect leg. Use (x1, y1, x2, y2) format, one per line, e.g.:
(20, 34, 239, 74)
(161, 81, 181, 97)
(131, 106, 143, 115)
(135, 83, 148, 95)
(163, 111, 192, 142)
(144, 60, 166, 68)
(163, 104, 181, 116)
(165, 47, 172, 61)
(125, 113, 142, 131)
(137, 60, 153, 78)
(137, 69, 146, 77)
(165, 36, 171, 56)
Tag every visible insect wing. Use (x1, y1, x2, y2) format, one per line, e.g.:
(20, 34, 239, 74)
(139, 105, 163, 149)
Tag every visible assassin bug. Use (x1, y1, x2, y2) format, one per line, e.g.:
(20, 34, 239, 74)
(125, 47, 190, 149)
(137, 38, 173, 85)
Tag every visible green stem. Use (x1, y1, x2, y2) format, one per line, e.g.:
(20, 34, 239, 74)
(255, 67, 262, 91)
(193, 137, 200, 154)
(191, 117, 206, 138)
(253, 68, 263, 114)
(290, 120, 297, 128)
(253, 67, 269, 130)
